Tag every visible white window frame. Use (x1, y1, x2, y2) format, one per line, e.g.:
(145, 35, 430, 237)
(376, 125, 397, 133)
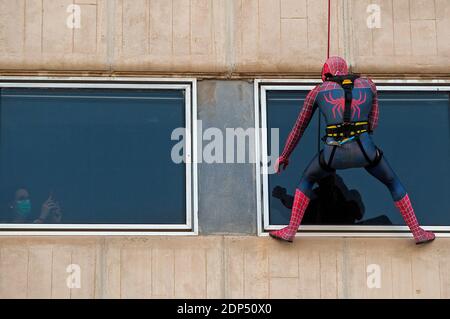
(0, 76, 198, 236)
(255, 79, 450, 238)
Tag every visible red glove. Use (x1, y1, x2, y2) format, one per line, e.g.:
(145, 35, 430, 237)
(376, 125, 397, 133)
(274, 156, 289, 174)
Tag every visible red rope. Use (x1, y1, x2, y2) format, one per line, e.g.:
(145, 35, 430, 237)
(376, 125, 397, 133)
(327, 0, 331, 58)
(320, 0, 331, 151)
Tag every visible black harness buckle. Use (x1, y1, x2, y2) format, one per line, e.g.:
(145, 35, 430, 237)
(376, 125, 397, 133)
(327, 74, 360, 123)
(341, 122, 352, 137)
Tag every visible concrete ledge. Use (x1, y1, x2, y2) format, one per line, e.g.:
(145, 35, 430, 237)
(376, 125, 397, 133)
(1, 0, 450, 75)
(0, 236, 449, 299)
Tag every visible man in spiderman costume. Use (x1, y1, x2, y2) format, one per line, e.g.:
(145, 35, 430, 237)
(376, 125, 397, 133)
(269, 56, 435, 245)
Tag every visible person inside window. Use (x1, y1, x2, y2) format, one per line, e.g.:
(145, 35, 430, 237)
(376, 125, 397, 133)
(10, 188, 32, 223)
(33, 191, 63, 224)
(9, 188, 63, 224)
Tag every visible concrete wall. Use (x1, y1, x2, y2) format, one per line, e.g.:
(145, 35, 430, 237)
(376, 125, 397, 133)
(1, 236, 449, 299)
(1, 0, 449, 76)
(197, 80, 256, 234)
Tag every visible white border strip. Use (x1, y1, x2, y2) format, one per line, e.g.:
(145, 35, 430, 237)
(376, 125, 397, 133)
(0, 224, 191, 230)
(254, 80, 263, 237)
(0, 231, 197, 236)
(0, 76, 197, 82)
(0, 82, 190, 90)
(258, 232, 450, 238)
(255, 79, 450, 237)
(192, 79, 199, 235)
(253, 78, 450, 85)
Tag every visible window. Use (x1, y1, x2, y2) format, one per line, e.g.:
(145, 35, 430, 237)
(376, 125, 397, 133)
(0, 79, 197, 235)
(256, 80, 450, 236)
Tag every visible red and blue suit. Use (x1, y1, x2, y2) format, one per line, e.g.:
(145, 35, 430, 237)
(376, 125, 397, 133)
(269, 56, 435, 245)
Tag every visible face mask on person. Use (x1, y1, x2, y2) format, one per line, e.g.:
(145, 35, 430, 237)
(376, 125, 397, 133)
(15, 199, 31, 216)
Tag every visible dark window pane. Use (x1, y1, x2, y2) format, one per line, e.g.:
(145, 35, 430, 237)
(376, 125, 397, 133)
(267, 90, 450, 227)
(267, 91, 321, 224)
(0, 88, 187, 225)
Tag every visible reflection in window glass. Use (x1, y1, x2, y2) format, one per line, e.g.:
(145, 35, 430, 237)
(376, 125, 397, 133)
(267, 90, 450, 227)
(0, 88, 187, 225)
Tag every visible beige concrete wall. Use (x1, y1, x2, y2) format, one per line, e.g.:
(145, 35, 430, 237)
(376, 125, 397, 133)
(0, 0, 449, 76)
(1, 236, 449, 298)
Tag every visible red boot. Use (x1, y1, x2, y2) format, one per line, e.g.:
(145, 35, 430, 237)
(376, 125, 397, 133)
(394, 194, 435, 245)
(269, 189, 310, 242)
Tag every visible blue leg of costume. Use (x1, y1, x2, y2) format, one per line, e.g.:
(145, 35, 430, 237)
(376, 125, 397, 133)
(364, 155, 406, 201)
